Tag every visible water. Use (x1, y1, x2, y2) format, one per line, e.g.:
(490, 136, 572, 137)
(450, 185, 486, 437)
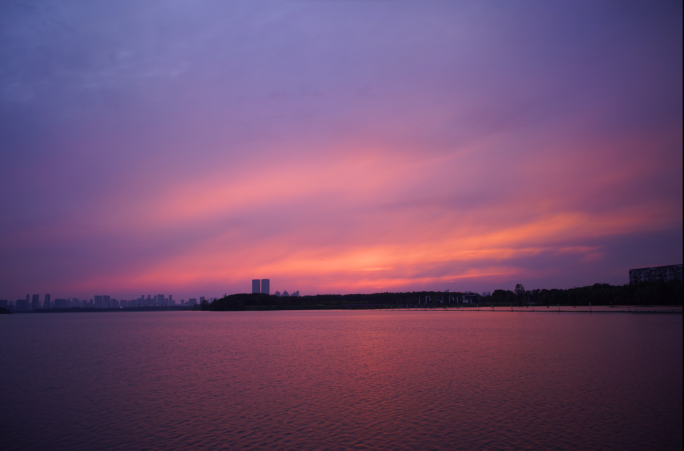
(1, 311, 681, 450)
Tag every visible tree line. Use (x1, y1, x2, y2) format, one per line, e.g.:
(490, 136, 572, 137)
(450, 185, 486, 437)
(195, 280, 682, 311)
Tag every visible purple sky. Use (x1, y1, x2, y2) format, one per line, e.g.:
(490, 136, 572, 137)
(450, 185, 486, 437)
(1, 0, 682, 300)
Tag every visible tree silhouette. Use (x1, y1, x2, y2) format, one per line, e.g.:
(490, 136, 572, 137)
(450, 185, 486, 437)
(515, 284, 525, 306)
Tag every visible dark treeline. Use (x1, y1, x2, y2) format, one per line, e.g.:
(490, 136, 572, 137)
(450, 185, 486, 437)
(196, 280, 682, 311)
(492, 280, 682, 307)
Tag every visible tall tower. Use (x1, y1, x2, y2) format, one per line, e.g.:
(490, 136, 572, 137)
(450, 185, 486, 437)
(44, 294, 51, 309)
(252, 279, 260, 294)
(261, 279, 270, 295)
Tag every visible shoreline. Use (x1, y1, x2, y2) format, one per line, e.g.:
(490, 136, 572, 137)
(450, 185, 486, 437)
(4, 305, 682, 314)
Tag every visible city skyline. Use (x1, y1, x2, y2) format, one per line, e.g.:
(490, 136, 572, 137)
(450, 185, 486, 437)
(2, 261, 682, 303)
(6, 264, 683, 310)
(0, 1, 681, 301)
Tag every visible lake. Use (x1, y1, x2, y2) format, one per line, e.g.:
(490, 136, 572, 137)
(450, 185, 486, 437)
(1, 311, 681, 450)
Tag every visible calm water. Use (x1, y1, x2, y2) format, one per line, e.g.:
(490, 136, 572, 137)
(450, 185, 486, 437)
(1, 311, 681, 450)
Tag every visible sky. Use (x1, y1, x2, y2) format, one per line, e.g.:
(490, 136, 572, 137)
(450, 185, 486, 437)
(0, 0, 682, 300)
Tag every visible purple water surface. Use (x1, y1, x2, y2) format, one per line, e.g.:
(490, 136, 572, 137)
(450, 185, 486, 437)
(1, 311, 681, 450)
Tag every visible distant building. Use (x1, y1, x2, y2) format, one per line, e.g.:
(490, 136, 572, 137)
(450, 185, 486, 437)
(94, 295, 103, 308)
(261, 279, 270, 295)
(44, 294, 51, 309)
(482, 291, 492, 297)
(189, 298, 198, 306)
(274, 291, 281, 297)
(252, 279, 261, 294)
(103, 295, 110, 308)
(16, 298, 29, 311)
(282, 290, 289, 297)
(32, 294, 40, 310)
(463, 293, 481, 304)
(629, 264, 683, 284)
(291, 291, 299, 297)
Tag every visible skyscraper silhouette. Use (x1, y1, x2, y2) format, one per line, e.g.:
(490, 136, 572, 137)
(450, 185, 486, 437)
(261, 279, 270, 295)
(252, 279, 260, 294)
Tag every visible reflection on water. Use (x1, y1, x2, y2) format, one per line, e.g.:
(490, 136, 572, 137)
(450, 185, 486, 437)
(1, 311, 681, 450)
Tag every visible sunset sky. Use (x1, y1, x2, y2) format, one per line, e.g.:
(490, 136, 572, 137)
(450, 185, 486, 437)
(1, 0, 682, 300)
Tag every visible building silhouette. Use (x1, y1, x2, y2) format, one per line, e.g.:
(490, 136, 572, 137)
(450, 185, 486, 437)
(31, 294, 40, 310)
(16, 298, 28, 311)
(261, 279, 270, 295)
(44, 294, 51, 309)
(252, 279, 260, 294)
(629, 264, 683, 284)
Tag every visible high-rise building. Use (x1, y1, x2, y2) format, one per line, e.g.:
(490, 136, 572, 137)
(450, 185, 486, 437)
(261, 279, 270, 295)
(103, 295, 111, 308)
(629, 264, 683, 284)
(252, 279, 260, 293)
(44, 294, 51, 309)
(94, 295, 103, 308)
(16, 298, 29, 311)
(31, 294, 40, 310)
